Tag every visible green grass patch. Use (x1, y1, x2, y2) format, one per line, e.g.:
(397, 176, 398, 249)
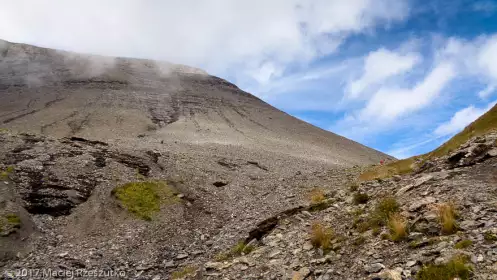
(171, 266, 196, 279)
(113, 180, 179, 221)
(484, 231, 497, 242)
(370, 196, 400, 227)
(359, 103, 497, 181)
(416, 255, 472, 280)
(310, 222, 334, 253)
(231, 241, 255, 255)
(5, 213, 20, 226)
(0, 166, 15, 179)
(0, 213, 21, 235)
(348, 183, 359, 192)
(358, 158, 416, 181)
(355, 196, 400, 233)
(308, 200, 332, 212)
(408, 238, 438, 249)
(353, 192, 369, 205)
(428, 103, 497, 158)
(388, 213, 408, 242)
(214, 241, 256, 261)
(352, 235, 366, 246)
(454, 239, 473, 249)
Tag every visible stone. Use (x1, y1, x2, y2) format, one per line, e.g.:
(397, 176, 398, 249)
(364, 263, 385, 273)
(303, 242, 313, 251)
(268, 249, 281, 259)
(406, 260, 417, 267)
(205, 262, 225, 271)
(488, 148, 497, 157)
(298, 267, 311, 278)
(239, 265, 248, 271)
(409, 196, 436, 212)
(396, 184, 414, 196)
(459, 220, 477, 230)
(302, 211, 312, 218)
(414, 175, 433, 187)
(176, 253, 189, 260)
(164, 261, 175, 268)
(380, 269, 402, 280)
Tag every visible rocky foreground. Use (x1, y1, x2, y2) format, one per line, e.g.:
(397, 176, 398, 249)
(0, 130, 359, 280)
(195, 133, 497, 280)
(1, 131, 496, 280)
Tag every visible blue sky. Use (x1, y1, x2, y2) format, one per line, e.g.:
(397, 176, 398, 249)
(1, 0, 497, 158)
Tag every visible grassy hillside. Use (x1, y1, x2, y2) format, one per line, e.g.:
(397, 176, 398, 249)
(359, 103, 497, 181)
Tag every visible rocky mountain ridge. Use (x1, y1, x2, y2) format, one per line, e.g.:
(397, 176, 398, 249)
(193, 133, 497, 280)
(0, 39, 390, 166)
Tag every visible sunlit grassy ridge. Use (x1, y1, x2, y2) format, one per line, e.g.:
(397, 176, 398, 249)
(359, 103, 497, 181)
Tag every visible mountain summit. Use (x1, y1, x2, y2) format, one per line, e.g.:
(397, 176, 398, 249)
(0, 40, 397, 278)
(0, 39, 389, 166)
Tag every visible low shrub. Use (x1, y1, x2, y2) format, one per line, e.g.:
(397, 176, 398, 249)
(388, 213, 408, 242)
(353, 192, 369, 204)
(369, 196, 400, 227)
(437, 202, 458, 235)
(113, 180, 179, 220)
(416, 255, 472, 280)
(310, 222, 333, 252)
(309, 188, 326, 204)
(171, 266, 196, 279)
(454, 239, 473, 249)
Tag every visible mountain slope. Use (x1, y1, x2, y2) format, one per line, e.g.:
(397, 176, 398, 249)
(0, 39, 390, 166)
(0, 39, 391, 276)
(360, 103, 497, 180)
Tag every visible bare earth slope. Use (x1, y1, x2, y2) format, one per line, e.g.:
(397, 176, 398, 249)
(0, 39, 392, 279)
(0, 39, 390, 166)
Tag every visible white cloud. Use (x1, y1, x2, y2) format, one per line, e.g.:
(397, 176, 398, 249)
(0, 0, 409, 86)
(359, 62, 456, 121)
(386, 135, 445, 159)
(478, 35, 497, 81)
(434, 101, 496, 136)
(478, 84, 496, 99)
(440, 35, 497, 87)
(348, 48, 421, 98)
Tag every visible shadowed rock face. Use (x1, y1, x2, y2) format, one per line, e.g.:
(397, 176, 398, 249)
(0, 39, 391, 166)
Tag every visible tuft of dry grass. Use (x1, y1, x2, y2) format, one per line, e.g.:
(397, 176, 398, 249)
(171, 266, 196, 279)
(436, 202, 458, 235)
(454, 239, 473, 249)
(309, 188, 326, 204)
(358, 158, 416, 181)
(349, 183, 359, 192)
(353, 192, 369, 204)
(370, 196, 400, 226)
(416, 255, 472, 280)
(388, 213, 408, 242)
(310, 222, 333, 251)
(291, 272, 302, 280)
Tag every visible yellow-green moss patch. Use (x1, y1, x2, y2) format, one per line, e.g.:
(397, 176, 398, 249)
(113, 180, 179, 221)
(171, 266, 196, 279)
(416, 255, 472, 280)
(0, 213, 21, 235)
(454, 239, 473, 249)
(0, 166, 15, 179)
